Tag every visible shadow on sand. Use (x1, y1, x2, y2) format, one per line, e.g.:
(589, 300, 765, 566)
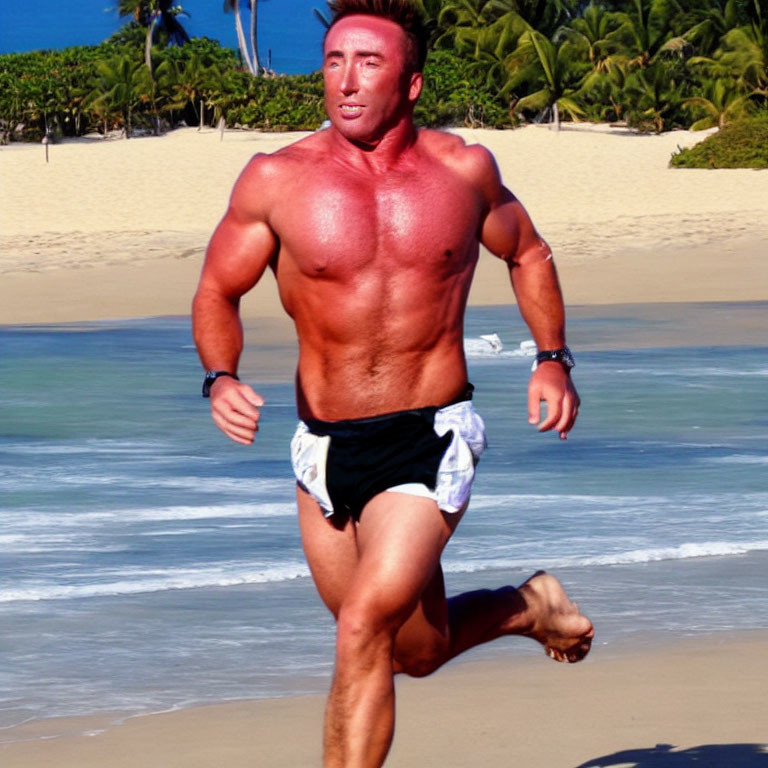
(575, 743, 768, 767)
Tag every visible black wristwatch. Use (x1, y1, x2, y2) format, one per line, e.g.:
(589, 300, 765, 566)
(532, 346, 575, 372)
(202, 370, 239, 398)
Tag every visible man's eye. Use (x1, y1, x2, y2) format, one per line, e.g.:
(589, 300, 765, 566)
(365, 59, 379, 67)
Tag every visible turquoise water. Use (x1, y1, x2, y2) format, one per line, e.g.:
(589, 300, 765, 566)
(1, 303, 767, 728)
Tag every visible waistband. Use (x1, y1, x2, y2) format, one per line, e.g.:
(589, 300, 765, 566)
(303, 383, 474, 436)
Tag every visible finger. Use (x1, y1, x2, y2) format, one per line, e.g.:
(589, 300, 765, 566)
(242, 387, 265, 408)
(563, 404, 579, 436)
(226, 431, 255, 446)
(528, 385, 541, 425)
(228, 390, 262, 421)
(214, 405, 258, 431)
(215, 389, 262, 425)
(563, 390, 581, 433)
(554, 395, 578, 436)
(538, 394, 562, 432)
(213, 415, 257, 445)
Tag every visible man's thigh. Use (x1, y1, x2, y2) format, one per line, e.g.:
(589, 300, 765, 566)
(348, 491, 462, 627)
(298, 484, 464, 631)
(296, 485, 359, 618)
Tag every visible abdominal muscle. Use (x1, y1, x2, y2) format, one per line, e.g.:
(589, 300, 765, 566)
(284, 263, 474, 421)
(295, 340, 469, 421)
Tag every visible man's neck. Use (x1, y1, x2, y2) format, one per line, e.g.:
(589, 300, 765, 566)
(328, 117, 419, 173)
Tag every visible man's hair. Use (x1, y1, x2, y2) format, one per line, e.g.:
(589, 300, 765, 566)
(325, 0, 429, 72)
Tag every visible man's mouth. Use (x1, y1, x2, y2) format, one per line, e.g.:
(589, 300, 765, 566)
(340, 104, 363, 118)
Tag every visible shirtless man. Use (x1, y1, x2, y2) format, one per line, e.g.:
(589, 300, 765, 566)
(192, 1, 593, 765)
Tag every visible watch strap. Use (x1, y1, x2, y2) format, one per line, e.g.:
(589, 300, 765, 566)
(532, 346, 574, 372)
(202, 370, 239, 398)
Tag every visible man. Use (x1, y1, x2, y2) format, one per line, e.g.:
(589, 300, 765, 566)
(192, 1, 594, 765)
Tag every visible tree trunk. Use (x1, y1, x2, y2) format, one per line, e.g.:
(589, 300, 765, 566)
(250, 0, 261, 74)
(199, 99, 204, 130)
(144, 14, 158, 75)
(234, 4, 256, 75)
(552, 101, 561, 131)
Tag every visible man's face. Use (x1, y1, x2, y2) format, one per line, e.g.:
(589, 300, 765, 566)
(323, 15, 422, 144)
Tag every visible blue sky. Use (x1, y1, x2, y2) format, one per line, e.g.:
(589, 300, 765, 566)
(0, 1, 326, 74)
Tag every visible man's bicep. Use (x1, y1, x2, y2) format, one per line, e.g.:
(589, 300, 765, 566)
(201, 209, 277, 299)
(480, 188, 550, 267)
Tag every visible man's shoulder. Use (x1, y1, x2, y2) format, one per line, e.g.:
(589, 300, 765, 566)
(417, 129, 500, 186)
(232, 133, 328, 213)
(242, 132, 327, 180)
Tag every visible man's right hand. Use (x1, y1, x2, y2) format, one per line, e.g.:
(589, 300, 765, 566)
(209, 377, 265, 445)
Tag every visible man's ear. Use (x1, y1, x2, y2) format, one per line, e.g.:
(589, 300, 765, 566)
(408, 71, 423, 103)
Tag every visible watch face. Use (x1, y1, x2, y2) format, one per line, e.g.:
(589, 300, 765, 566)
(535, 348, 574, 369)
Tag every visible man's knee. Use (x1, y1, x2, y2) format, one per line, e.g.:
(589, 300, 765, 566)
(335, 598, 404, 664)
(392, 635, 448, 678)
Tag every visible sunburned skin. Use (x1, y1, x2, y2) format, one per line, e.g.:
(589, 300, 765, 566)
(193, 13, 589, 767)
(202, 125, 553, 421)
(193, 13, 575, 435)
(260, 130, 491, 419)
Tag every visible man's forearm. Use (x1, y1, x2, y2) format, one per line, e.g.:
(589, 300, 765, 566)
(509, 257, 566, 349)
(192, 288, 244, 373)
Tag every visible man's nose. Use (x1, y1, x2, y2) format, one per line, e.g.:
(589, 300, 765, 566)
(340, 64, 359, 95)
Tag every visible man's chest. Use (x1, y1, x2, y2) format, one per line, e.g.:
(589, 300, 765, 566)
(270, 167, 483, 278)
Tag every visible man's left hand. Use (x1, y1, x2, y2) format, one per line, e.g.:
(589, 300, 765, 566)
(527, 363, 580, 440)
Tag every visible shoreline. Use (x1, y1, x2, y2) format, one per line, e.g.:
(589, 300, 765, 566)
(2, 629, 766, 766)
(1, 237, 767, 326)
(3, 301, 766, 353)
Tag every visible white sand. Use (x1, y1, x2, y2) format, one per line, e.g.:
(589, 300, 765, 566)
(1, 124, 766, 323)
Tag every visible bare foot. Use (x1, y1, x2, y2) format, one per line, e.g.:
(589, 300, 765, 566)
(517, 571, 594, 663)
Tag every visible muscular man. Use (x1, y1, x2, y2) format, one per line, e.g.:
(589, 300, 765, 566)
(193, 1, 593, 765)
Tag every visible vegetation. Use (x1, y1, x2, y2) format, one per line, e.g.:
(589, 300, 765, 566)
(670, 112, 768, 167)
(1, 0, 767, 143)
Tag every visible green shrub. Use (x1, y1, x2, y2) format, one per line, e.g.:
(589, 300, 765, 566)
(417, 49, 513, 129)
(670, 113, 768, 168)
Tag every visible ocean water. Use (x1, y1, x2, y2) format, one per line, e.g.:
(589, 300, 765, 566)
(0, 0, 325, 74)
(1, 303, 767, 731)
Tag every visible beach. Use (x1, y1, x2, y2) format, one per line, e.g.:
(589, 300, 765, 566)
(1, 126, 767, 767)
(3, 631, 767, 768)
(1, 124, 767, 324)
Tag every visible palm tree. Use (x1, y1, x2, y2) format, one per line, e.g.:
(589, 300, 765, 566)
(507, 29, 587, 129)
(224, 0, 256, 75)
(249, 0, 261, 74)
(117, 1, 191, 75)
(482, 0, 576, 40)
(678, 0, 743, 58)
(172, 53, 212, 127)
(434, 0, 486, 49)
(223, 0, 265, 76)
(717, 0, 768, 89)
(466, 18, 528, 90)
(622, 59, 682, 130)
(608, 0, 682, 69)
(561, 3, 622, 74)
(687, 0, 767, 91)
(683, 77, 755, 128)
(89, 54, 145, 137)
